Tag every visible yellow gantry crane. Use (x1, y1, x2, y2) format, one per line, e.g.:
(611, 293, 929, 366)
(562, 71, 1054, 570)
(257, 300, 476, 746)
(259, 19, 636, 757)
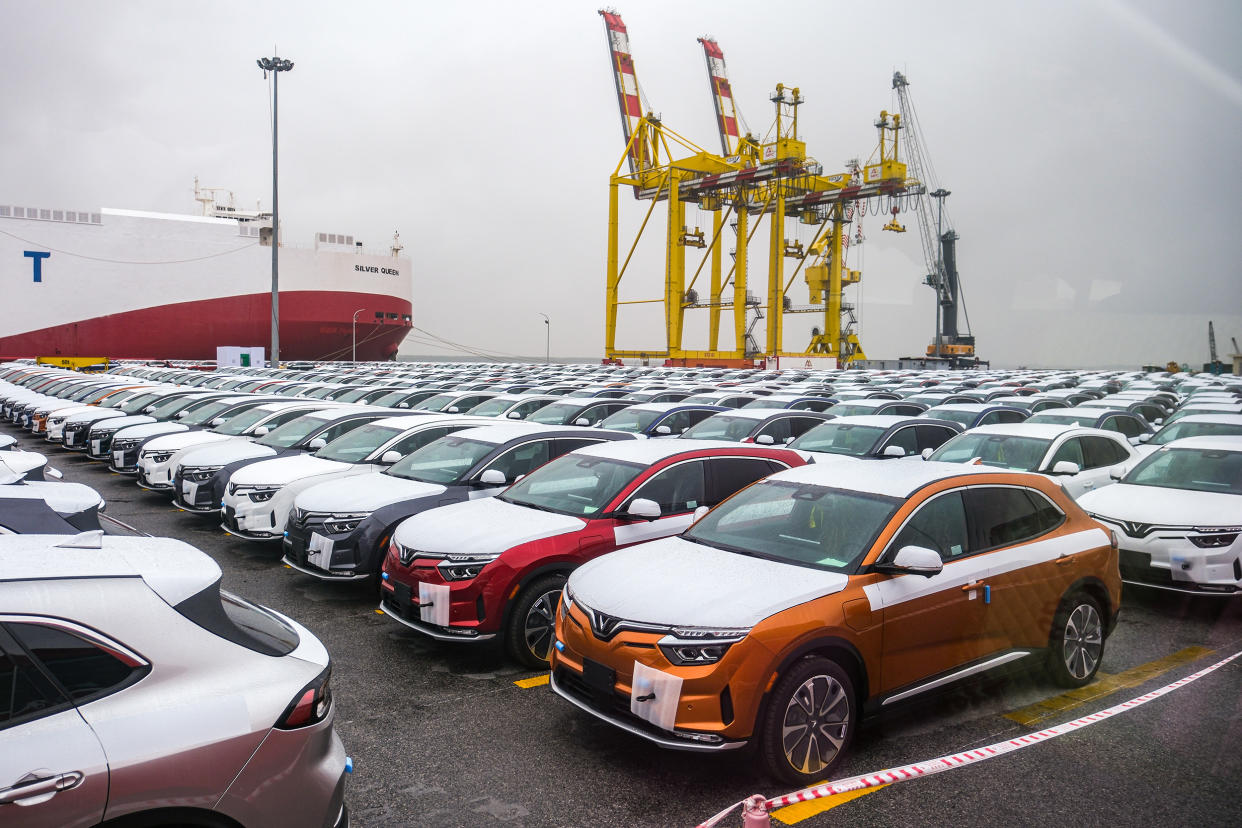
(599, 10, 923, 367)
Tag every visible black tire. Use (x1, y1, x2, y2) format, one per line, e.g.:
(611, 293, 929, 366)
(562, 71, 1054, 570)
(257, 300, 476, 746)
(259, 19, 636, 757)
(1047, 591, 1105, 688)
(505, 574, 567, 669)
(759, 656, 856, 786)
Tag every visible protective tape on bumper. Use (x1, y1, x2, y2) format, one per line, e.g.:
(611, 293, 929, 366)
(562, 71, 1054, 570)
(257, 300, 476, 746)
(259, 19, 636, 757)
(697, 648, 1242, 828)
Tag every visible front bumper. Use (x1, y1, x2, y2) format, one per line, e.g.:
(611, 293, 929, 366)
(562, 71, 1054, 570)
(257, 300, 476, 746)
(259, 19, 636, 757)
(1098, 517, 1242, 596)
(378, 580, 497, 642)
(221, 501, 283, 540)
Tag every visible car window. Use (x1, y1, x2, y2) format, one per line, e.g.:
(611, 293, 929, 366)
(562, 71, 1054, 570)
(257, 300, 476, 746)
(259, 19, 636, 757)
(964, 487, 1061, 550)
(790, 399, 832, 412)
(1082, 435, 1130, 468)
(977, 412, 1001, 426)
(788, 416, 826, 439)
(502, 455, 645, 516)
(997, 410, 1027, 424)
(484, 439, 552, 481)
(755, 418, 792, 445)
(629, 460, 705, 514)
(1049, 437, 1085, 469)
(7, 623, 143, 703)
(0, 650, 64, 727)
(915, 425, 957, 452)
(1110, 416, 1145, 439)
(883, 427, 919, 456)
(706, 457, 782, 505)
(887, 490, 970, 561)
(314, 416, 383, 445)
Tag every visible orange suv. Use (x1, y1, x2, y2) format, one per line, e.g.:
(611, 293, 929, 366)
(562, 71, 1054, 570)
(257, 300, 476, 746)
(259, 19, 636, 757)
(551, 460, 1121, 785)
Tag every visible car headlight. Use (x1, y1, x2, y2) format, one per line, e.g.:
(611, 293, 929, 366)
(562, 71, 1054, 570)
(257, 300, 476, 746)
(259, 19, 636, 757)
(248, 488, 278, 502)
(144, 451, 174, 463)
(183, 465, 223, 483)
(559, 584, 575, 622)
(436, 554, 496, 581)
(1189, 527, 1241, 549)
(323, 512, 371, 534)
(657, 627, 750, 666)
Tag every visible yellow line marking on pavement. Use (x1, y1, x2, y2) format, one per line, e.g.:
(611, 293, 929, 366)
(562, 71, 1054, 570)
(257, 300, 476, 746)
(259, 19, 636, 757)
(1005, 646, 1214, 727)
(514, 674, 550, 689)
(374, 609, 384, 615)
(772, 784, 889, 824)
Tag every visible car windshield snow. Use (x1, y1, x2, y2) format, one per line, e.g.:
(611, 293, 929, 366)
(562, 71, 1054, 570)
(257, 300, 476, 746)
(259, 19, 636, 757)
(499, 454, 643, 516)
(684, 480, 899, 573)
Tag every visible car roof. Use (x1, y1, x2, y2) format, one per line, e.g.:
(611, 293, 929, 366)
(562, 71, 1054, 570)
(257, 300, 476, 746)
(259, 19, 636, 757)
(442, 423, 598, 444)
(0, 535, 220, 606)
(570, 438, 779, 465)
(623, 402, 724, 413)
(1159, 435, 1242, 451)
(927, 403, 1019, 413)
(1161, 413, 1242, 424)
(766, 459, 1016, 498)
(821, 414, 925, 428)
(963, 422, 1084, 439)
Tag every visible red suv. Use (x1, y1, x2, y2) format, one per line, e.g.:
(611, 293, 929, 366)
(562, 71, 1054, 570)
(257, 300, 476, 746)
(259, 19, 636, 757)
(379, 440, 805, 666)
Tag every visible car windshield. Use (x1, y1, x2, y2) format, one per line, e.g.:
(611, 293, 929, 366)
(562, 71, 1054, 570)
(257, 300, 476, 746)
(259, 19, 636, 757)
(930, 433, 1051, 470)
(681, 415, 760, 442)
(1151, 421, 1242, 445)
(98, 390, 137, 408)
(825, 403, 880, 417)
(526, 401, 590, 425)
(385, 436, 498, 483)
(315, 424, 402, 463)
(788, 423, 885, 455)
(119, 392, 165, 414)
(598, 408, 663, 433)
(147, 395, 204, 420)
(1123, 447, 1242, 494)
(924, 408, 983, 428)
(180, 399, 242, 426)
(213, 406, 282, 436)
(412, 393, 457, 411)
(685, 480, 899, 573)
(499, 454, 643, 516)
(256, 413, 335, 448)
(372, 389, 415, 407)
(466, 397, 518, 417)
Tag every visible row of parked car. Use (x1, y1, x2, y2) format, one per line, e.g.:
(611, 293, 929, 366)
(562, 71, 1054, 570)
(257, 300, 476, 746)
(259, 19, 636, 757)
(2, 360, 1240, 807)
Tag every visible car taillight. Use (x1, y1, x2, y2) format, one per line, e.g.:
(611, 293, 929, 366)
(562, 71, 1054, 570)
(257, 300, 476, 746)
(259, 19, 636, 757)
(276, 667, 333, 730)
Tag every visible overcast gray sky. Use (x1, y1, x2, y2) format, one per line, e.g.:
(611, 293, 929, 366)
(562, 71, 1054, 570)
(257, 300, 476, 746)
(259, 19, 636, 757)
(4, 0, 1239, 369)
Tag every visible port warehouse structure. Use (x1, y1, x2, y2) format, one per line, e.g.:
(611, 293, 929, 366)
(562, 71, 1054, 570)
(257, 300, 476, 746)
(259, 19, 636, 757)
(0, 201, 414, 362)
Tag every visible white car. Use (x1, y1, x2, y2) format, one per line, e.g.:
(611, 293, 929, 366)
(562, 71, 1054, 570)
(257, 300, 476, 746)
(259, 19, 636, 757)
(136, 401, 337, 491)
(927, 423, 1138, 499)
(221, 415, 496, 541)
(0, 477, 106, 531)
(1079, 436, 1242, 596)
(1133, 414, 1242, 457)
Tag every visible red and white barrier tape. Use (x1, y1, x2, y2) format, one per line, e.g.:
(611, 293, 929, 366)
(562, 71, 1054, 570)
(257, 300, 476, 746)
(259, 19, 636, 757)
(698, 648, 1241, 828)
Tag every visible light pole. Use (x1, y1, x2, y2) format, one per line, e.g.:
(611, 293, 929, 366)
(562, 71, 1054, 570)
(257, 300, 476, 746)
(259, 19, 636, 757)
(930, 188, 951, 359)
(257, 55, 294, 368)
(352, 308, 367, 364)
(538, 313, 550, 364)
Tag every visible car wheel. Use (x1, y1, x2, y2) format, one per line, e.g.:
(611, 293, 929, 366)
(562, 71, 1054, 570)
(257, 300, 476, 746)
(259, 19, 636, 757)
(760, 656, 855, 786)
(1047, 592, 1104, 688)
(505, 575, 566, 669)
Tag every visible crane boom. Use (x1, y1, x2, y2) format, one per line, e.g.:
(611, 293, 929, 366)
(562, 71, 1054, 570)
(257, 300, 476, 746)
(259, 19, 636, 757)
(697, 37, 745, 157)
(599, 10, 645, 175)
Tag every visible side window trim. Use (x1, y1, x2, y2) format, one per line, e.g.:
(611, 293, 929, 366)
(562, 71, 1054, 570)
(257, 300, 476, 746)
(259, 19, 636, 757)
(962, 484, 1067, 554)
(624, 457, 706, 514)
(879, 487, 973, 563)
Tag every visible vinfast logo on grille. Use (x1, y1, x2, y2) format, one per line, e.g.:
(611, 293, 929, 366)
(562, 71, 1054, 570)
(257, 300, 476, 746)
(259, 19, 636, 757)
(590, 609, 622, 640)
(1122, 521, 1154, 538)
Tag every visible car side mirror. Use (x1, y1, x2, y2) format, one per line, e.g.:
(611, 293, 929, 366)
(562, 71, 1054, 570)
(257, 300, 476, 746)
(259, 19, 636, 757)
(176, 410, 190, 419)
(1154, 418, 1163, 425)
(380, 450, 402, 465)
(882, 445, 906, 457)
(626, 498, 661, 520)
(654, 425, 672, 435)
(1109, 464, 1126, 481)
(507, 411, 523, 419)
(307, 437, 327, 450)
(920, 448, 934, 460)
(1051, 460, 1081, 475)
(574, 417, 591, 426)
(447, 406, 460, 413)
(1138, 433, 1151, 442)
(45, 466, 63, 480)
(886, 545, 943, 578)
(783, 435, 796, 444)
(755, 434, 775, 445)
(692, 505, 709, 522)
(211, 418, 225, 426)
(479, 468, 507, 486)
(254, 426, 269, 437)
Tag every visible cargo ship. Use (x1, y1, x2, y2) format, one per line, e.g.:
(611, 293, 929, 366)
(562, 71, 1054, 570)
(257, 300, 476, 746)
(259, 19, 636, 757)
(0, 181, 413, 362)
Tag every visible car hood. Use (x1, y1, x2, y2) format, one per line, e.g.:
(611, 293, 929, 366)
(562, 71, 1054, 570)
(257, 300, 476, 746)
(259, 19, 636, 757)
(114, 422, 189, 440)
(0, 481, 103, 514)
(296, 473, 448, 513)
(89, 414, 156, 432)
(229, 454, 354, 486)
(1078, 483, 1242, 527)
(63, 409, 127, 424)
(0, 451, 47, 477)
(570, 537, 850, 628)
(145, 431, 242, 452)
(180, 441, 275, 468)
(392, 497, 586, 558)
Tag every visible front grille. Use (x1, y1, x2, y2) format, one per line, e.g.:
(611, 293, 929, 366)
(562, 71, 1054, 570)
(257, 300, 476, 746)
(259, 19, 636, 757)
(1119, 549, 1174, 586)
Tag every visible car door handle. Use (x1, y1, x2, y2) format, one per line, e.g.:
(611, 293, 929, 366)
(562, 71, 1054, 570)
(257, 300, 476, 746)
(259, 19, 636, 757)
(1055, 555, 1076, 566)
(961, 581, 986, 591)
(0, 771, 83, 805)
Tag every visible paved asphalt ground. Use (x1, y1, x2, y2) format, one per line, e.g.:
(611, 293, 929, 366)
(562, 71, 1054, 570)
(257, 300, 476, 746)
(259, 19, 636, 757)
(12, 428, 1242, 828)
